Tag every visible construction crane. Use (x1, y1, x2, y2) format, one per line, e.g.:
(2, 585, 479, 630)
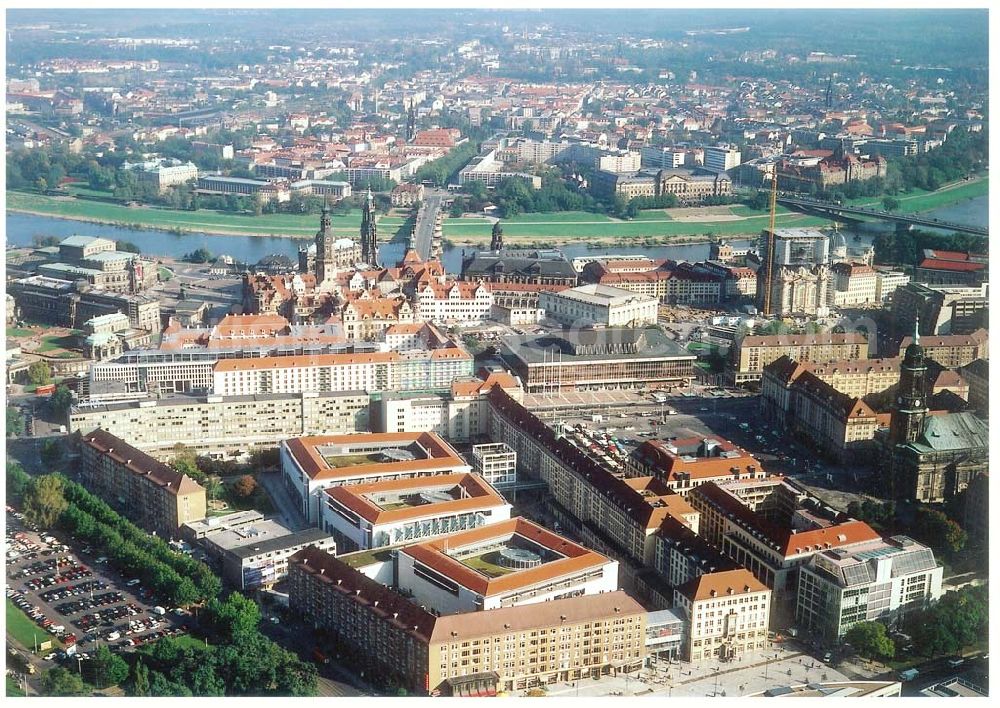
(762, 173, 778, 316)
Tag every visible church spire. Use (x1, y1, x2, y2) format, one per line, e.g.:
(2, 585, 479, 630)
(360, 188, 379, 268)
(490, 220, 504, 252)
(315, 202, 334, 285)
(913, 316, 920, 346)
(406, 100, 416, 143)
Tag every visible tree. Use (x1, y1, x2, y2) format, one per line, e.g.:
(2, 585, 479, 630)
(183, 247, 213, 264)
(845, 621, 895, 661)
(88, 645, 130, 688)
(906, 609, 959, 657)
(205, 592, 262, 644)
(149, 670, 193, 697)
(40, 667, 91, 696)
(7, 406, 25, 437)
(7, 461, 31, 500)
(28, 360, 53, 386)
(23, 474, 68, 528)
(129, 659, 151, 697)
(40, 439, 63, 469)
(881, 196, 900, 212)
(232, 474, 258, 499)
(50, 385, 74, 418)
(248, 448, 280, 471)
(914, 507, 967, 554)
(116, 241, 141, 254)
(171, 444, 205, 483)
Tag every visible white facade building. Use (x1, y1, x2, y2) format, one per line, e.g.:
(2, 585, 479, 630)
(673, 569, 771, 662)
(703, 146, 742, 173)
(280, 432, 472, 525)
(373, 372, 523, 443)
(395, 517, 620, 615)
(211, 349, 474, 397)
(471, 442, 518, 488)
(539, 284, 659, 327)
(320, 473, 512, 552)
(796, 535, 944, 641)
(875, 269, 911, 303)
(412, 282, 494, 324)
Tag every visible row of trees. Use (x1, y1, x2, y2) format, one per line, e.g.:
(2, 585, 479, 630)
(413, 140, 480, 186)
(872, 227, 986, 267)
(15, 470, 222, 606)
(847, 498, 968, 557)
(902, 584, 988, 658)
(892, 128, 988, 193)
(62, 476, 221, 603)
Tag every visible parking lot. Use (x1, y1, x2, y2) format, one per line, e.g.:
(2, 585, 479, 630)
(6, 507, 191, 670)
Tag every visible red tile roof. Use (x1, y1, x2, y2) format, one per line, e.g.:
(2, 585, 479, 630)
(399, 517, 610, 597)
(284, 432, 467, 482)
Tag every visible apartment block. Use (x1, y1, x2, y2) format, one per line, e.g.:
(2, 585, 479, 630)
(688, 480, 881, 627)
(69, 391, 370, 460)
(628, 437, 765, 496)
(288, 546, 646, 695)
(760, 359, 882, 462)
(488, 388, 699, 566)
(897, 328, 988, 368)
(372, 372, 523, 443)
(674, 569, 770, 662)
(728, 332, 870, 386)
(470, 442, 518, 488)
(211, 349, 474, 397)
(79, 428, 207, 539)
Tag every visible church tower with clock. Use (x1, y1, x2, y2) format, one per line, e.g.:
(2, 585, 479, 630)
(888, 319, 928, 445)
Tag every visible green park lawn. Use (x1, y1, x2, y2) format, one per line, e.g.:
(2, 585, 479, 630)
(63, 183, 117, 199)
(6, 598, 62, 652)
(444, 209, 831, 240)
(460, 552, 516, 579)
(7, 675, 26, 697)
(35, 334, 79, 353)
(847, 178, 988, 214)
(10, 174, 986, 244)
(6, 327, 35, 338)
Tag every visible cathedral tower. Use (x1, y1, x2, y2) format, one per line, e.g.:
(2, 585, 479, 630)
(889, 319, 928, 446)
(360, 189, 379, 268)
(315, 206, 334, 285)
(490, 220, 504, 252)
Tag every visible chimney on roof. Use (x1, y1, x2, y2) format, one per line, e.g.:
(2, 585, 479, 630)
(744, 584, 750, 592)
(336, 578, 342, 584)
(710, 589, 717, 597)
